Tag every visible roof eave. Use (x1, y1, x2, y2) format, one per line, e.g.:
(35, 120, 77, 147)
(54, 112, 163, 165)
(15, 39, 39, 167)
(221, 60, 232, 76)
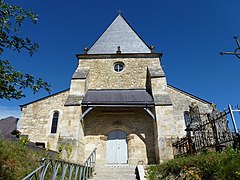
(81, 104, 154, 108)
(19, 89, 70, 109)
(167, 84, 212, 104)
(76, 53, 162, 59)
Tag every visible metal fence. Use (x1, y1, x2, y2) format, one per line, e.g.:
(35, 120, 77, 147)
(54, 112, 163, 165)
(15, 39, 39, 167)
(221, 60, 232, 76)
(173, 105, 240, 157)
(22, 148, 96, 180)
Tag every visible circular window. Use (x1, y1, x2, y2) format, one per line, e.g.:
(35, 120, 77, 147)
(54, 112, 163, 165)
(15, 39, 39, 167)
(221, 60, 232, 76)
(114, 62, 124, 72)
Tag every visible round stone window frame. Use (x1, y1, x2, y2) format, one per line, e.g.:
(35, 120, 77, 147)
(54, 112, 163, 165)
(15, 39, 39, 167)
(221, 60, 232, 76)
(113, 62, 125, 72)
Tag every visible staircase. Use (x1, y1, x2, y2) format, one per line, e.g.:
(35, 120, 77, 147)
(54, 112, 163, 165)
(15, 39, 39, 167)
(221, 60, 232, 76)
(23, 148, 97, 180)
(91, 165, 137, 180)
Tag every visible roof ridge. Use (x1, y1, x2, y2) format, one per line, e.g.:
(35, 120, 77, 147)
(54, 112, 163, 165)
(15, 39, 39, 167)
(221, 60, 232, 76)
(119, 14, 150, 51)
(87, 14, 120, 53)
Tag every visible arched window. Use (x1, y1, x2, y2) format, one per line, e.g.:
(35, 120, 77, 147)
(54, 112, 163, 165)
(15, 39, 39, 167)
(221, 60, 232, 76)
(51, 111, 59, 133)
(184, 111, 191, 128)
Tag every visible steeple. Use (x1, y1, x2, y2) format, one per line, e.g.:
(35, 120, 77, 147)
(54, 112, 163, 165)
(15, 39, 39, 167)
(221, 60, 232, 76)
(88, 14, 151, 54)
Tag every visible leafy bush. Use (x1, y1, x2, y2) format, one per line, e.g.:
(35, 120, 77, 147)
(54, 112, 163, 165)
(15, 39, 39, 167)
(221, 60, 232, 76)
(0, 139, 49, 180)
(148, 149, 240, 180)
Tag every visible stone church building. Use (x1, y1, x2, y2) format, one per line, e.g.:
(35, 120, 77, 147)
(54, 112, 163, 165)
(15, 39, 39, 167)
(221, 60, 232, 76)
(19, 14, 212, 165)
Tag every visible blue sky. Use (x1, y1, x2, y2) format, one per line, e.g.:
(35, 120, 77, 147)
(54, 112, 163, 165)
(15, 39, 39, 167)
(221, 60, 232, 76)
(1, 0, 240, 119)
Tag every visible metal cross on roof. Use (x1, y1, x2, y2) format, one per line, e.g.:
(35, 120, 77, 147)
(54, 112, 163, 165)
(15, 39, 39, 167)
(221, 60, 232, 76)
(220, 36, 240, 59)
(117, 9, 123, 14)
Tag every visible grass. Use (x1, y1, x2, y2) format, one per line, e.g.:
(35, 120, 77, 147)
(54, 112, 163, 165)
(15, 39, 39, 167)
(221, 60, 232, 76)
(0, 138, 52, 180)
(147, 149, 240, 180)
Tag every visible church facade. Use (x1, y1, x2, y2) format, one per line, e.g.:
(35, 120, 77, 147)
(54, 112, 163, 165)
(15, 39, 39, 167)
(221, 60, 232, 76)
(19, 14, 212, 165)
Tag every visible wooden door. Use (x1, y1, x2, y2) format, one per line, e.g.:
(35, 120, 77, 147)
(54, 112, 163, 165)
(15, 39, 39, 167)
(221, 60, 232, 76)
(107, 130, 128, 164)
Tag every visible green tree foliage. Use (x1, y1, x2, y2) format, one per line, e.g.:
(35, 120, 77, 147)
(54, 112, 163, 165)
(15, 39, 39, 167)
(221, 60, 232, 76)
(0, 138, 58, 179)
(0, 139, 43, 179)
(0, 0, 51, 100)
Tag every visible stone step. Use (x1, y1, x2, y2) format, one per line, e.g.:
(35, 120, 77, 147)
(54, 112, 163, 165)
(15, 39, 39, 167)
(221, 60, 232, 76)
(91, 178, 136, 180)
(94, 172, 136, 176)
(95, 165, 136, 168)
(90, 165, 137, 180)
(90, 176, 136, 180)
(95, 168, 135, 173)
(90, 176, 137, 180)
(93, 172, 136, 176)
(95, 167, 135, 170)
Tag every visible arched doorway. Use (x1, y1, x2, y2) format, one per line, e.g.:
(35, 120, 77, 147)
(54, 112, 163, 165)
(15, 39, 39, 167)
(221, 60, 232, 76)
(107, 130, 128, 164)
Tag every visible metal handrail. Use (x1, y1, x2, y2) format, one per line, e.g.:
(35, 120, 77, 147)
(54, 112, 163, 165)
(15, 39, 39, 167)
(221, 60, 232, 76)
(83, 148, 97, 179)
(22, 148, 97, 180)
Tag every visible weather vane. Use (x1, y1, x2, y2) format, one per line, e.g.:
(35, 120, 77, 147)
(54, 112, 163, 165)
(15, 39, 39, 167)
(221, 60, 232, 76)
(220, 36, 240, 59)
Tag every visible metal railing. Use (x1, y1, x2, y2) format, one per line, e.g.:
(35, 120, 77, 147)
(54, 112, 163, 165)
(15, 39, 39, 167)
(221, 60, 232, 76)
(22, 148, 97, 180)
(173, 104, 240, 157)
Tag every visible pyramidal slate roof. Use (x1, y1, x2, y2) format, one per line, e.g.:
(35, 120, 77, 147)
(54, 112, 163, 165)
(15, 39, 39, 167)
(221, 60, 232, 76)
(88, 14, 151, 54)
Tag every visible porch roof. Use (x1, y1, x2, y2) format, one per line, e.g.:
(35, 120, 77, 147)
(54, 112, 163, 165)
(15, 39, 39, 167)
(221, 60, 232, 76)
(81, 89, 154, 107)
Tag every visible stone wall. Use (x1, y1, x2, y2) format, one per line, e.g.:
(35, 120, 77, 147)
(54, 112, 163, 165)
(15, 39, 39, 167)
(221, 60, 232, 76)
(167, 85, 212, 138)
(19, 90, 87, 164)
(59, 105, 85, 163)
(19, 53, 213, 165)
(77, 57, 160, 89)
(19, 90, 69, 151)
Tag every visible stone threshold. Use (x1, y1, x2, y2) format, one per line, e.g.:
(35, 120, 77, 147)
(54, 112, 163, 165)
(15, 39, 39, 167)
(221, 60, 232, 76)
(102, 164, 135, 168)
